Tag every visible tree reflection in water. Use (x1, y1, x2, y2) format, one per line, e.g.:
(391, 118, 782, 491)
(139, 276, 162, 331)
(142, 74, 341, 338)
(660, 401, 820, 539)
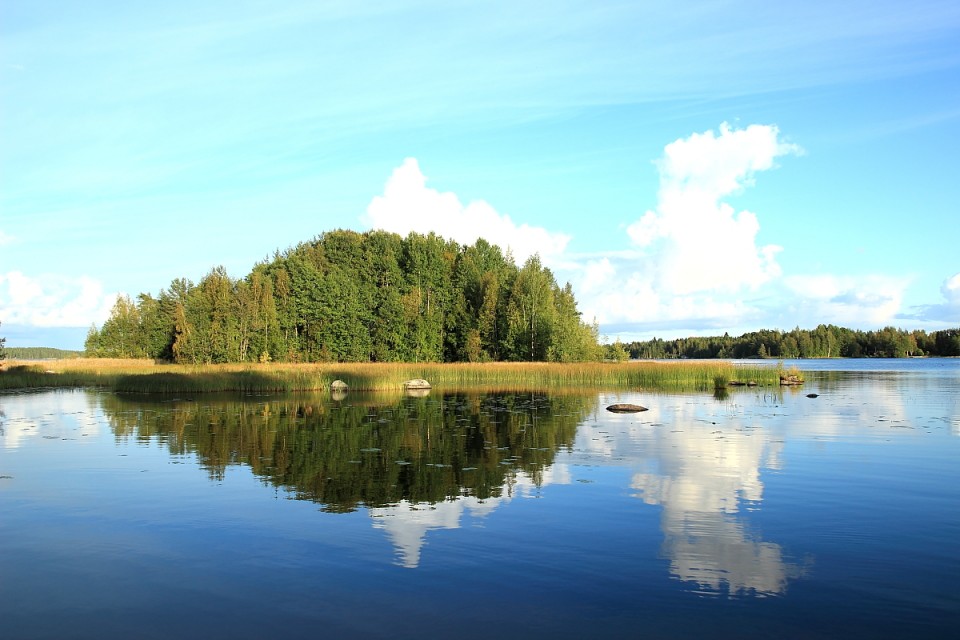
(101, 391, 592, 513)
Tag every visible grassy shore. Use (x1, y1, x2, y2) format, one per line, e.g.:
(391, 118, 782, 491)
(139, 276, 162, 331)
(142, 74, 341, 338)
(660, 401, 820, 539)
(0, 358, 786, 394)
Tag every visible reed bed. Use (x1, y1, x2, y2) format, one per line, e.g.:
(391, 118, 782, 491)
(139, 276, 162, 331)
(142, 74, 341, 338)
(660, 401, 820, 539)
(0, 359, 782, 394)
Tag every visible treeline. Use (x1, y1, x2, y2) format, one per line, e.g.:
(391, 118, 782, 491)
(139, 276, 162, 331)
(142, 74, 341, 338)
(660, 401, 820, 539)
(627, 325, 960, 359)
(86, 230, 601, 364)
(4, 347, 83, 360)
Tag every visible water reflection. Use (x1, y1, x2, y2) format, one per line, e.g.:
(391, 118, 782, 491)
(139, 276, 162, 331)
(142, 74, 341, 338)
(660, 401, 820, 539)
(370, 463, 571, 567)
(94, 391, 592, 566)
(18, 369, 952, 585)
(629, 420, 798, 596)
(589, 394, 803, 597)
(99, 391, 590, 511)
(0, 390, 103, 449)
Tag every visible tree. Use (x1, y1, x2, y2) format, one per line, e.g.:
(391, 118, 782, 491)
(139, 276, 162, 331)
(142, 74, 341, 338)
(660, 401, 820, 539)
(364, 231, 407, 361)
(605, 340, 629, 362)
(934, 329, 960, 356)
(505, 255, 557, 361)
(549, 283, 601, 362)
(401, 232, 456, 362)
(0, 321, 6, 361)
(94, 295, 144, 358)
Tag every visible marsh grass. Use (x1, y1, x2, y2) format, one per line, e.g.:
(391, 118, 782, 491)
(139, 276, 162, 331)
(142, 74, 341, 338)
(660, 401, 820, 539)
(0, 358, 782, 394)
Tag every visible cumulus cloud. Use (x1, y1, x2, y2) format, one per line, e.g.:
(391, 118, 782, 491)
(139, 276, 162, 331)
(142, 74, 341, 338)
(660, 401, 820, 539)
(364, 158, 570, 265)
(0, 271, 117, 327)
(357, 131, 921, 341)
(626, 122, 799, 295)
(571, 123, 799, 332)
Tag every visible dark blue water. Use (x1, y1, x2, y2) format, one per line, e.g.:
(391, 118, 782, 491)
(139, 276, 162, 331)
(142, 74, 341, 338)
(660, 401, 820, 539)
(2, 360, 958, 639)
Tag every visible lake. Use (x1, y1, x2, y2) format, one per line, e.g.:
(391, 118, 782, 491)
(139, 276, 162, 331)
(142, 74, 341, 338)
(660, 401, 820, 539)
(1, 359, 958, 639)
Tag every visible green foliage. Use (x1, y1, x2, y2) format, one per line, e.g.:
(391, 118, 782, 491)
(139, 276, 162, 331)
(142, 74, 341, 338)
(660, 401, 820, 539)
(0, 321, 5, 361)
(3, 346, 82, 360)
(622, 324, 960, 359)
(605, 340, 630, 362)
(85, 230, 602, 364)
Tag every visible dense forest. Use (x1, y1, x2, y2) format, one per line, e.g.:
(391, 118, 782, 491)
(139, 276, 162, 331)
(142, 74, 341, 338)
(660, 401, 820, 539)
(624, 325, 960, 359)
(85, 229, 602, 364)
(3, 347, 82, 360)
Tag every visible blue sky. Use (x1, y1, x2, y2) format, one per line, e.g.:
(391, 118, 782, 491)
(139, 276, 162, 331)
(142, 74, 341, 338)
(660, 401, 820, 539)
(2, 0, 959, 349)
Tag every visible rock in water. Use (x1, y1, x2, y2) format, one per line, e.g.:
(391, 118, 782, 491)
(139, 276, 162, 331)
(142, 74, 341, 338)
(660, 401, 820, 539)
(606, 403, 648, 413)
(403, 378, 431, 390)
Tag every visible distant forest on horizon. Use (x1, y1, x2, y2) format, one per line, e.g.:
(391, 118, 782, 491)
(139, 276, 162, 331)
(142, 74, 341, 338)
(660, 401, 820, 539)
(621, 325, 960, 359)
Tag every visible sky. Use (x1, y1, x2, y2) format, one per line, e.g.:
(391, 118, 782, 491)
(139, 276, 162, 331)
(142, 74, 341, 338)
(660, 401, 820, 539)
(2, 0, 959, 350)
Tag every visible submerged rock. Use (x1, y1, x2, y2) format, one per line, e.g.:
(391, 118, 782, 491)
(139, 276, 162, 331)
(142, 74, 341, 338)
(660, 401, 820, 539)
(806, 393, 819, 398)
(606, 403, 648, 413)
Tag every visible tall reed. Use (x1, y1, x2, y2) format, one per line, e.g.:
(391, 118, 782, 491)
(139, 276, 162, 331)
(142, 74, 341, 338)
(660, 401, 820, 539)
(1, 359, 782, 394)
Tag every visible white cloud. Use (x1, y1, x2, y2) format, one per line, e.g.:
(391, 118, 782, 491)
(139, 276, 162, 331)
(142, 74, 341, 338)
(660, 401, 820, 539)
(0, 229, 15, 246)
(626, 122, 798, 295)
(782, 273, 911, 325)
(0, 271, 117, 327)
(571, 123, 799, 331)
(370, 465, 570, 568)
(941, 272, 960, 306)
(907, 271, 960, 323)
(357, 130, 923, 341)
(363, 158, 570, 265)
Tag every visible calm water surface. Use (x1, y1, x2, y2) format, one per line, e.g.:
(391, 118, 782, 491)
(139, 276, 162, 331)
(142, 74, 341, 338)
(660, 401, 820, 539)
(1, 360, 958, 639)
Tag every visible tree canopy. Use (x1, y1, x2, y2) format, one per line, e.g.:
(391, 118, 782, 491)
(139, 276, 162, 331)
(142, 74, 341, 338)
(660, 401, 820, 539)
(624, 325, 960, 359)
(86, 230, 601, 364)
